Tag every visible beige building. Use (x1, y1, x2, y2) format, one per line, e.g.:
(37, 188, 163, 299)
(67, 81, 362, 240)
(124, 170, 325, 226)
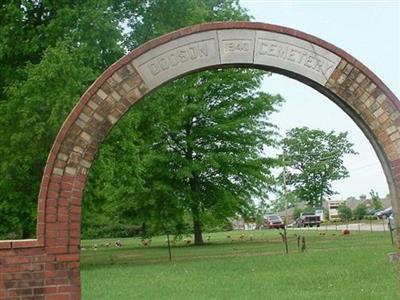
(327, 200, 346, 220)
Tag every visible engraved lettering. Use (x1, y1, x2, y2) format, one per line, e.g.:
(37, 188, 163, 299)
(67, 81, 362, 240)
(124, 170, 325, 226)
(159, 58, 169, 70)
(259, 42, 268, 55)
(179, 50, 188, 62)
(278, 45, 288, 59)
(188, 47, 197, 59)
(322, 63, 334, 75)
(198, 43, 208, 57)
(168, 53, 179, 66)
(257, 38, 335, 77)
(304, 55, 316, 69)
(146, 42, 210, 78)
(287, 49, 297, 62)
(223, 40, 250, 53)
(314, 59, 324, 72)
(268, 43, 279, 57)
(149, 63, 160, 75)
(297, 51, 308, 64)
(260, 42, 268, 55)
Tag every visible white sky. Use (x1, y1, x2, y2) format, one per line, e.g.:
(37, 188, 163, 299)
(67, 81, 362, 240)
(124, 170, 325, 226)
(240, 0, 400, 199)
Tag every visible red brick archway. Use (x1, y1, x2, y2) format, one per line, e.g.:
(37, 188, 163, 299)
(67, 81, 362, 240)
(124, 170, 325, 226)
(1, 22, 399, 299)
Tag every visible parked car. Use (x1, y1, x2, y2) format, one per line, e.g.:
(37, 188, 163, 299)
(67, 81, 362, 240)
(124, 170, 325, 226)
(296, 213, 321, 227)
(365, 208, 378, 216)
(263, 214, 284, 229)
(375, 207, 392, 219)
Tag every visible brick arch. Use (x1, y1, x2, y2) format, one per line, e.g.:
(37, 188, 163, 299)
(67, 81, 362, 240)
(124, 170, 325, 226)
(1, 22, 399, 299)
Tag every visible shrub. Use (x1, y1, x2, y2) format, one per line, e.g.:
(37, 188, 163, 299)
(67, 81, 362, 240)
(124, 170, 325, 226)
(353, 203, 367, 220)
(338, 204, 352, 221)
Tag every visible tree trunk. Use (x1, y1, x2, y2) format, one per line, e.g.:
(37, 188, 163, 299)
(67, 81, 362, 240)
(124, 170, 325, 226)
(191, 205, 203, 245)
(141, 222, 147, 238)
(193, 218, 203, 245)
(186, 138, 203, 245)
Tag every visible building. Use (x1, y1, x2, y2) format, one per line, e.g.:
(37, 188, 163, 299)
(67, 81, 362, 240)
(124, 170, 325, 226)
(231, 218, 257, 230)
(327, 200, 346, 220)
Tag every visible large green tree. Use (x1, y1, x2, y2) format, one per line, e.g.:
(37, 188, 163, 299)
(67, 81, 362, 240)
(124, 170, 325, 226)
(281, 127, 357, 207)
(0, 0, 142, 238)
(85, 0, 283, 244)
(0, 0, 283, 243)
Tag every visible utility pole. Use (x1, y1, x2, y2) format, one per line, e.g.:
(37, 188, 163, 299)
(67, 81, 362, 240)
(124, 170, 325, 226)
(282, 148, 289, 254)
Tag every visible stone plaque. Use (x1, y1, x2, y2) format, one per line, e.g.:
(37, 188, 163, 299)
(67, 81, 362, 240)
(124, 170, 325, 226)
(132, 31, 220, 90)
(218, 29, 255, 64)
(132, 29, 341, 90)
(254, 31, 340, 85)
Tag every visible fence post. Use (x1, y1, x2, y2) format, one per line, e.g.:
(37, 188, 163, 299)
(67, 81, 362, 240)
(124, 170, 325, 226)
(390, 226, 394, 245)
(370, 219, 373, 232)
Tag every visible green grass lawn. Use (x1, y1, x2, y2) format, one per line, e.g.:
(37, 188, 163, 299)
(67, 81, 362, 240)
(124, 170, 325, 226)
(81, 230, 399, 299)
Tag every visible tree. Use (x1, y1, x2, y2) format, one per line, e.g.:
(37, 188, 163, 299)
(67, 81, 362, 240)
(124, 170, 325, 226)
(370, 189, 383, 210)
(85, 1, 283, 245)
(162, 70, 282, 244)
(338, 204, 352, 221)
(353, 203, 367, 220)
(271, 191, 299, 213)
(281, 127, 357, 207)
(87, 67, 283, 244)
(0, 0, 248, 239)
(293, 207, 303, 220)
(0, 0, 283, 243)
(0, 0, 141, 238)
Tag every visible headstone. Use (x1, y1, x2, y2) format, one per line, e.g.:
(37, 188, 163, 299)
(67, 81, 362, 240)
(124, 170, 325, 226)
(387, 252, 399, 263)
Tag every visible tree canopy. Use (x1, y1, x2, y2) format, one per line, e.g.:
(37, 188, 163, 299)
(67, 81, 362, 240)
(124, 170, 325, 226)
(84, 0, 283, 244)
(338, 204, 352, 221)
(0, 0, 284, 242)
(280, 127, 357, 208)
(1, 1, 364, 243)
(0, 0, 138, 238)
(370, 189, 383, 210)
(353, 203, 367, 220)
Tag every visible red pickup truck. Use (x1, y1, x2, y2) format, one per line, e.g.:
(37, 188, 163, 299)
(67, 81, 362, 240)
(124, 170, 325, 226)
(264, 214, 285, 229)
